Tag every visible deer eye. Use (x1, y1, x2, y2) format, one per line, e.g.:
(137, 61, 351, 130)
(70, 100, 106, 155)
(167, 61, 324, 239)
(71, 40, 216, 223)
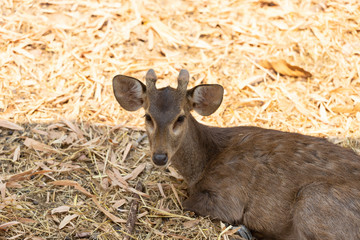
(176, 115, 185, 124)
(144, 114, 152, 123)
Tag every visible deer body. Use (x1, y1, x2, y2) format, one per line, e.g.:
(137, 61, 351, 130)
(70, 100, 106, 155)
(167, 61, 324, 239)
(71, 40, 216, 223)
(113, 69, 360, 240)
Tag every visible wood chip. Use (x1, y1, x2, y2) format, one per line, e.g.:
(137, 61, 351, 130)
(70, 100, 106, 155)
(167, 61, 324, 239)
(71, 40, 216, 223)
(0, 120, 24, 131)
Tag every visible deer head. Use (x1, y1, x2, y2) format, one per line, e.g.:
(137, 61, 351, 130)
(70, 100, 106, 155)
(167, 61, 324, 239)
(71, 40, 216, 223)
(113, 69, 223, 166)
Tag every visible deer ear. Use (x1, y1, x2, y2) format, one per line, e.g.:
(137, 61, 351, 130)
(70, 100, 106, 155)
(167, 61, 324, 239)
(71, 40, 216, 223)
(187, 84, 224, 116)
(113, 75, 146, 111)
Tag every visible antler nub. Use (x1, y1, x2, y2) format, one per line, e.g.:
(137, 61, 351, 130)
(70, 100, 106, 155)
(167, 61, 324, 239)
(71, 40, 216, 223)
(177, 69, 189, 92)
(146, 69, 157, 90)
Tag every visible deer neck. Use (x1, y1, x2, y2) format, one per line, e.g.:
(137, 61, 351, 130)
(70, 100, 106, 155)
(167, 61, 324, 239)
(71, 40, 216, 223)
(170, 115, 229, 185)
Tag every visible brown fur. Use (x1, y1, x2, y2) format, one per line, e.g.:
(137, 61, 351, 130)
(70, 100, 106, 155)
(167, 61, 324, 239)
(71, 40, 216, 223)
(113, 70, 360, 240)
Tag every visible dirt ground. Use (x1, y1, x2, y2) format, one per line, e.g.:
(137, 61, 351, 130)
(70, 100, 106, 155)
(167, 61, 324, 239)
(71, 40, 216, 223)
(1, 0, 360, 239)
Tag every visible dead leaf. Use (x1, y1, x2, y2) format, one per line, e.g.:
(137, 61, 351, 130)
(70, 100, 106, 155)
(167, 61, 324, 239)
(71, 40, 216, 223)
(0, 182, 6, 199)
(331, 103, 360, 114)
(31, 170, 54, 176)
(6, 182, 22, 188)
(92, 197, 126, 223)
(59, 214, 78, 229)
(81, 136, 100, 146)
(50, 180, 94, 197)
(0, 119, 24, 131)
(170, 183, 182, 208)
(106, 169, 128, 189)
(124, 163, 146, 181)
(0, 221, 20, 230)
(17, 217, 37, 224)
(47, 123, 65, 130)
(110, 150, 117, 164)
(48, 130, 64, 140)
(61, 118, 84, 139)
(128, 186, 150, 198)
(112, 199, 126, 210)
(50, 134, 67, 144)
(24, 138, 61, 154)
(51, 205, 70, 214)
(75, 232, 91, 238)
(100, 177, 110, 190)
(183, 219, 200, 229)
(31, 128, 48, 136)
(8, 168, 38, 181)
(121, 142, 133, 162)
(168, 166, 184, 180)
(258, 59, 272, 69)
(52, 214, 60, 223)
(113, 168, 129, 187)
(12, 146, 20, 162)
(64, 132, 78, 144)
(157, 183, 166, 198)
(258, 59, 312, 77)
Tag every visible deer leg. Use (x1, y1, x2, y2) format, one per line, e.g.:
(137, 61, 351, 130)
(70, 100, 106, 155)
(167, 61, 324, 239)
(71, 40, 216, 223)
(183, 190, 220, 219)
(183, 189, 252, 239)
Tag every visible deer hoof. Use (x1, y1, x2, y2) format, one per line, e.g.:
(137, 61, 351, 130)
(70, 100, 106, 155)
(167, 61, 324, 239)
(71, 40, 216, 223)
(233, 225, 253, 240)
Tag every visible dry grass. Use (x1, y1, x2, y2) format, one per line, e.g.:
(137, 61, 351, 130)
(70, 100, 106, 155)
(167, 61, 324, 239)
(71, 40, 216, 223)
(0, 0, 360, 239)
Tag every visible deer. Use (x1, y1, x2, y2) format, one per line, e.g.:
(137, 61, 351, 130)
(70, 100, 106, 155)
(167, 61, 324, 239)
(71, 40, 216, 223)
(112, 69, 360, 240)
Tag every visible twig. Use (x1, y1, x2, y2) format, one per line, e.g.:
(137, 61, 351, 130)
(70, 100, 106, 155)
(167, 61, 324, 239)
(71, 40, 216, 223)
(124, 181, 144, 240)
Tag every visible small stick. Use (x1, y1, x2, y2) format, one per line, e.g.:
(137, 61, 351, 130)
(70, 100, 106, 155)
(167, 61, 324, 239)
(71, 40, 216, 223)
(124, 181, 144, 240)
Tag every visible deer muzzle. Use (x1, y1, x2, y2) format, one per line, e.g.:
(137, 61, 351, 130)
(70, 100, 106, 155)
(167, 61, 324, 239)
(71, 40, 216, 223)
(152, 153, 168, 166)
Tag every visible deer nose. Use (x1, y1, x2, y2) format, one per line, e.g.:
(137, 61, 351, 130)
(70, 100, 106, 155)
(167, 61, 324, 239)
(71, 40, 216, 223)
(152, 153, 168, 166)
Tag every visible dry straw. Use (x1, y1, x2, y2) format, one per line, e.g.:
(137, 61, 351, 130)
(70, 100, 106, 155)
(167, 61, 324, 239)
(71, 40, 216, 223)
(0, 0, 360, 239)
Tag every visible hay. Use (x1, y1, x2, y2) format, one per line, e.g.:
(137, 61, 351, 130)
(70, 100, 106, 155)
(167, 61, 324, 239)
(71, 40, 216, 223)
(0, 0, 360, 239)
(0, 123, 221, 239)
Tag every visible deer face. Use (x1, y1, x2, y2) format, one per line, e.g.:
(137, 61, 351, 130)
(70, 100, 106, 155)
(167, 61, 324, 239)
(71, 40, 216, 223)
(113, 69, 223, 166)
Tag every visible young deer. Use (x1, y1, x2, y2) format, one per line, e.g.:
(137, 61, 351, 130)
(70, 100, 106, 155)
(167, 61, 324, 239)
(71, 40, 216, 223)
(113, 69, 360, 240)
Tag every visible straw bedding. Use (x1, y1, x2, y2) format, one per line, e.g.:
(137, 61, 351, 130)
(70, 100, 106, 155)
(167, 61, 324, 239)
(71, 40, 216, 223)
(0, 0, 359, 239)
